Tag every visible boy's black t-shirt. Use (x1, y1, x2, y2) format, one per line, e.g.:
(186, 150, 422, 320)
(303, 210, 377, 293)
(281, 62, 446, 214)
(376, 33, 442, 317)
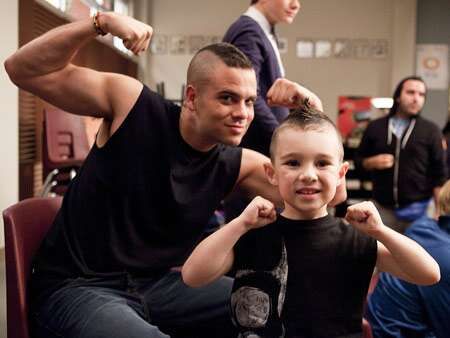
(232, 214, 377, 338)
(31, 85, 242, 301)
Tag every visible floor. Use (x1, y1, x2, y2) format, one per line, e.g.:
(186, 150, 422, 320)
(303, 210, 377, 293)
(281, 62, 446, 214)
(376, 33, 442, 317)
(0, 251, 6, 338)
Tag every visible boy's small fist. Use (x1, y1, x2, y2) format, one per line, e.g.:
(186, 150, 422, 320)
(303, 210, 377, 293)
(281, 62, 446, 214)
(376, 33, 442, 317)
(345, 201, 383, 234)
(241, 196, 277, 230)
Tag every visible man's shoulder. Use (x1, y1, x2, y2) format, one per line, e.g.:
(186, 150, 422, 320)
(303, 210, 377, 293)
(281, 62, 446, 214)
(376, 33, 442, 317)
(368, 115, 389, 127)
(415, 116, 441, 131)
(362, 116, 389, 136)
(224, 15, 263, 39)
(231, 15, 260, 29)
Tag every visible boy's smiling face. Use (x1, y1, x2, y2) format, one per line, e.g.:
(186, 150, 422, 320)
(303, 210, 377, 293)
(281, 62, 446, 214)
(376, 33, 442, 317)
(265, 125, 348, 220)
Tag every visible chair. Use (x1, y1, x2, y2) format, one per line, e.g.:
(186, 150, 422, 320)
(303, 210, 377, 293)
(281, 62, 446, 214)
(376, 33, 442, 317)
(42, 107, 90, 196)
(362, 318, 373, 338)
(3, 197, 62, 338)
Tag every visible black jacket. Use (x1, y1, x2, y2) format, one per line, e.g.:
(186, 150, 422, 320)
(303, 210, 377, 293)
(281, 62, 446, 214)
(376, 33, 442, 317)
(355, 115, 447, 207)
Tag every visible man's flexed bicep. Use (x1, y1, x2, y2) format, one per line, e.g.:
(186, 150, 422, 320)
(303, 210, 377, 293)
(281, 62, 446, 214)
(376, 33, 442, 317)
(4, 12, 151, 121)
(13, 64, 141, 121)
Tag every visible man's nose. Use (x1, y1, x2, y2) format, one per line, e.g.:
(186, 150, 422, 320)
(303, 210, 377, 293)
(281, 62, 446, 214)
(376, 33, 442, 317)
(232, 101, 250, 119)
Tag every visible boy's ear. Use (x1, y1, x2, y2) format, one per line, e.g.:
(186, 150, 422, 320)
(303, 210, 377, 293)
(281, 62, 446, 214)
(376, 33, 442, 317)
(263, 162, 278, 186)
(184, 85, 196, 111)
(337, 161, 349, 186)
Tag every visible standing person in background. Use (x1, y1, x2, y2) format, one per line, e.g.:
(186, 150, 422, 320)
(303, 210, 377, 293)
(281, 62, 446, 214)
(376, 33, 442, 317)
(366, 179, 450, 338)
(223, 0, 306, 221)
(223, 0, 303, 157)
(355, 76, 447, 233)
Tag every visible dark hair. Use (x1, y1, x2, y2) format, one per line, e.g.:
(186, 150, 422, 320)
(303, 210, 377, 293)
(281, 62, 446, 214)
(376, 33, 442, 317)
(195, 43, 253, 70)
(251, 0, 258, 4)
(388, 76, 426, 116)
(270, 100, 343, 161)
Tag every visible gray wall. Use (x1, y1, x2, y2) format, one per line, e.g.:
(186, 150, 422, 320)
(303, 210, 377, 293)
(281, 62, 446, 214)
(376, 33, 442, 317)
(416, 0, 450, 128)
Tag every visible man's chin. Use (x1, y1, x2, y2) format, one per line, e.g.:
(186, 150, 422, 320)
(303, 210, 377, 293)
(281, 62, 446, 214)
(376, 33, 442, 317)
(221, 136, 243, 147)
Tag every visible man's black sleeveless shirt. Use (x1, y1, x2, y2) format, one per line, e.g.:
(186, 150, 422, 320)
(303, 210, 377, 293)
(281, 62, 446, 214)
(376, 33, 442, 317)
(31, 85, 242, 298)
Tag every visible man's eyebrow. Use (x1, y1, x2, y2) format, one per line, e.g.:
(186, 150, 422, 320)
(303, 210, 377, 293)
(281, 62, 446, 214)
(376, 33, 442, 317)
(217, 90, 256, 102)
(217, 90, 239, 97)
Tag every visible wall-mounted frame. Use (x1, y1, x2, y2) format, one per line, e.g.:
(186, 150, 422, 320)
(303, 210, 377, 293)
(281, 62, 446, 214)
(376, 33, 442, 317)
(333, 39, 352, 58)
(315, 40, 332, 58)
(296, 39, 314, 58)
(353, 39, 371, 59)
(278, 37, 288, 54)
(370, 39, 389, 59)
(150, 35, 168, 54)
(169, 35, 188, 55)
(189, 35, 206, 54)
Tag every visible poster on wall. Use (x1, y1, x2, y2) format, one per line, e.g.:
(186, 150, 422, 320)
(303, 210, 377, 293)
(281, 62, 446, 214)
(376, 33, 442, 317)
(337, 96, 372, 146)
(416, 44, 448, 90)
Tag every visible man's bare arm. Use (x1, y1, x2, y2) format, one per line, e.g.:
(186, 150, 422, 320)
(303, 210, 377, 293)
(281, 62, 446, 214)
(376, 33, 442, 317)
(235, 149, 283, 207)
(4, 13, 151, 122)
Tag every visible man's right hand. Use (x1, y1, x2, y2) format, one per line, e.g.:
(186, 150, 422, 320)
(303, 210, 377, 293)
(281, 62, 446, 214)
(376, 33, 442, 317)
(266, 78, 323, 111)
(97, 12, 153, 55)
(363, 154, 394, 170)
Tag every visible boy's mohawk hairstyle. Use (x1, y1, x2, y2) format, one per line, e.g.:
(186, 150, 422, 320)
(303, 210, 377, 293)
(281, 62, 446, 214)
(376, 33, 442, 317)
(285, 98, 334, 128)
(269, 99, 343, 161)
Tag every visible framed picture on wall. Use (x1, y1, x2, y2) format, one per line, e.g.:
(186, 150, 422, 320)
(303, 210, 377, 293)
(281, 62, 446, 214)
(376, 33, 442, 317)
(296, 39, 314, 58)
(333, 39, 352, 58)
(370, 39, 389, 59)
(208, 36, 222, 44)
(278, 37, 288, 54)
(353, 39, 371, 59)
(315, 40, 332, 58)
(189, 36, 206, 54)
(170, 35, 188, 55)
(150, 35, 168, 54)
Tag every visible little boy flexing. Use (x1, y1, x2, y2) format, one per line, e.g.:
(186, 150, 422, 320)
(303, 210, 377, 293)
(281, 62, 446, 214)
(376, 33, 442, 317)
(182, 102, 440, 338)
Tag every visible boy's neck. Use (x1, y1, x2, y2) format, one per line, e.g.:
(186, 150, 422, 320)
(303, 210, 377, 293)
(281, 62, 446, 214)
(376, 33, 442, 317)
(280, 207, 329, 220)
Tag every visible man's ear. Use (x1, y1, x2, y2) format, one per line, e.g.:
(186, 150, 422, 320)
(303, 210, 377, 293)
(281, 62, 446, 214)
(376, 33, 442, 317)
(337, 161, 349, 186)
(264, 162, 278, 186)
(184, 85, 196, 111)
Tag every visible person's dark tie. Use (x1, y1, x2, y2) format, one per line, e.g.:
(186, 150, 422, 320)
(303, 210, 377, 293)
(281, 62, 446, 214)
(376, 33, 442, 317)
(270, 25, 279, 48)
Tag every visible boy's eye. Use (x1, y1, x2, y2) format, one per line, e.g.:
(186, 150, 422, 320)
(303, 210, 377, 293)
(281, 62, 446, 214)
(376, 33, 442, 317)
(316, 160, 331, 167)
(285, 160, 299, 167)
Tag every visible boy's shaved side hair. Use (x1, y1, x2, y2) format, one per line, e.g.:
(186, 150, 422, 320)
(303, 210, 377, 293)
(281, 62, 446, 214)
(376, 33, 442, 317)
(270, 99, 344, 161)
(186, 42, 253, 89)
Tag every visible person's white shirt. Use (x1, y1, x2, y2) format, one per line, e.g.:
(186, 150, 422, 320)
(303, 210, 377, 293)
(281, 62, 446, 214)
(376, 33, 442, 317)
(244, 6, 285, 77)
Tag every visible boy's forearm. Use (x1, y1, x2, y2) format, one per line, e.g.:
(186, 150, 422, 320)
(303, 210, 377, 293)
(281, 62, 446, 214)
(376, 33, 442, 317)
(375, 226, 440, 285)
(182, 217, 249, 287)
(5, 18, 95, 83)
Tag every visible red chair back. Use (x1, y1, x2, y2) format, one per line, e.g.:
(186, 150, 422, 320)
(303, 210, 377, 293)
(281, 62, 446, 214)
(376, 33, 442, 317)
(43, 107, 89, 170)
(3, 197, 62, 338)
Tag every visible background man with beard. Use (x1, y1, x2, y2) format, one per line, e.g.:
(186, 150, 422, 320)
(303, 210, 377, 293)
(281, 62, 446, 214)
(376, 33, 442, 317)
(355, 76, 447, 233)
